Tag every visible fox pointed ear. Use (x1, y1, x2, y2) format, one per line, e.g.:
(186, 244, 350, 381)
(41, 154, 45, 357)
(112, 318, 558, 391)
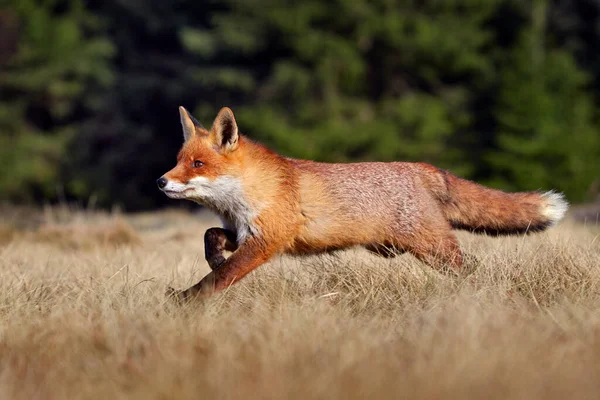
(179, 106, 205, 142)
(211, 107, 239, 152)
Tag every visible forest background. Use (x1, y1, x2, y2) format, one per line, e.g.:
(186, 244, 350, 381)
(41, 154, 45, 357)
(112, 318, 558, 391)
(1, 0, 599, 210)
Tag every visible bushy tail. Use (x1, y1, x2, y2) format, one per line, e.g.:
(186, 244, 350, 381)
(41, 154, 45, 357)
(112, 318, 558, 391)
(421, 165, 569, 235)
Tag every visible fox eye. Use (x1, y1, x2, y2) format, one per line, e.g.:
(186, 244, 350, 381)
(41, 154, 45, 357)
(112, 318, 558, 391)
(193, 160, 204, 168)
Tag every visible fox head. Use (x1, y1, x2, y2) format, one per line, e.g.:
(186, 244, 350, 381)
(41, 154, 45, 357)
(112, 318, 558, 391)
(157, 107, 244, 207)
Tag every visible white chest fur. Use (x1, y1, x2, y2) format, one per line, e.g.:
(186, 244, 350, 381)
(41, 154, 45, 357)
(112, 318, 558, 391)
(189, 176, 260, 243)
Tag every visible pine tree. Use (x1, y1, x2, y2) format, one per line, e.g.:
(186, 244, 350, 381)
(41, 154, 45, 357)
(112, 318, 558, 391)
(0, 0, 114, 201)
(491, 0, 600, 202)
(186, 0, 502, 178)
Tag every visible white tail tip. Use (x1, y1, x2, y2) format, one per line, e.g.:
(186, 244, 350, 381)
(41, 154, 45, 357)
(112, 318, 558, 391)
(540, 191, 569, 225)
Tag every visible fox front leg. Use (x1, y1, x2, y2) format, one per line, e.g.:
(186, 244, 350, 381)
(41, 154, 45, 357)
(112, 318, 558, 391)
(165, 227, 238, 303)
(204, 227, 238, 270)
(169, 237, 276, 302)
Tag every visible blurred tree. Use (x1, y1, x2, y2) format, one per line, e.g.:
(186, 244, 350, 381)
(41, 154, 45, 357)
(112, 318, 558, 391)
(190, 0, 504, 179)
(0, 0, 598, 209)
(67, 0, 232, 209)
(0, 0, 114, 202)
(490, 0, 600, 202)
(549, 0, 600, 93)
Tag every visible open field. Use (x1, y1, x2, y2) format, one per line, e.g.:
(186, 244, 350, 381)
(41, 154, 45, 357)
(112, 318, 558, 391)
(0, 206, 600, 399)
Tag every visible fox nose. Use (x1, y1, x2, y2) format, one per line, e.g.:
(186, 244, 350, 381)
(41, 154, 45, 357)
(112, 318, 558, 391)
(156, 177, 168, 189)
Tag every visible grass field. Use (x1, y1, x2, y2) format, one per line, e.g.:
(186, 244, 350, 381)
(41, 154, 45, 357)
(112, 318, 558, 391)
(0, 205, 599, 399)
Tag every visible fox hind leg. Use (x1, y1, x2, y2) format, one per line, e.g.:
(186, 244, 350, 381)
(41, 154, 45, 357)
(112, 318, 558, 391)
(204, 227, 238, 270)
(405, 231, 464, 273)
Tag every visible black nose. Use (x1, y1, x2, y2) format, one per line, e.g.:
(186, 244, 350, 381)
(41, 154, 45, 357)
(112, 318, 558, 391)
(156, 177, 167, 189)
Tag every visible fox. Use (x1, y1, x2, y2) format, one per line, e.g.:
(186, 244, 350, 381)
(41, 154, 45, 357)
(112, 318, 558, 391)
(158, 106, 569, 301)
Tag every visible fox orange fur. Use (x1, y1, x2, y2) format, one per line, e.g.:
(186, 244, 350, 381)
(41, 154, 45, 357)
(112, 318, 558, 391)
(158, 107, 568, 300)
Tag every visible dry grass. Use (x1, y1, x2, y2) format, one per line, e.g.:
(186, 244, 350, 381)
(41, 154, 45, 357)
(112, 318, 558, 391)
(0, 206, 599, 399)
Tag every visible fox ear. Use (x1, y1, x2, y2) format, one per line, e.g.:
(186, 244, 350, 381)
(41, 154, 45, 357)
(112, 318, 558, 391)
(179, 106, 205, 142)
(211, 107, 239, 152)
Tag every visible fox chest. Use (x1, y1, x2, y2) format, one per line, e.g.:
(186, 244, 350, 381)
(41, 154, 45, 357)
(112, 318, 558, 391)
(189, 176, 260, 244)
(219, 211, 258, 245)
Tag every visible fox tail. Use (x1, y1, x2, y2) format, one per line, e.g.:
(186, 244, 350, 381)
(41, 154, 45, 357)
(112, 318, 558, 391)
(422, 165, 568, 235)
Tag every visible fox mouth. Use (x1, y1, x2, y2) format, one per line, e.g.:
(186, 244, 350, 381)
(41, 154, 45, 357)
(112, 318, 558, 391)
(163, 188, 193, 198)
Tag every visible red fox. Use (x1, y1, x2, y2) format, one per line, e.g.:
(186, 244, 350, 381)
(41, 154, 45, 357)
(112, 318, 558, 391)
(158, 107, 568, 300)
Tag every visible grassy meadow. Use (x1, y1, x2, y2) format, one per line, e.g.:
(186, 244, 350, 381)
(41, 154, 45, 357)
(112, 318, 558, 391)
(0, 205, 599, 399)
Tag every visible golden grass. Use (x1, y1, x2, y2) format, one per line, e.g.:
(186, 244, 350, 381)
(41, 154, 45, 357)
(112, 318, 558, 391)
(0, 207, 599, 399)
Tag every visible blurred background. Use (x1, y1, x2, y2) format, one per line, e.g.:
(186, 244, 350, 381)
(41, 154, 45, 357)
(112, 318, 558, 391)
(0, 0, 599, 211)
